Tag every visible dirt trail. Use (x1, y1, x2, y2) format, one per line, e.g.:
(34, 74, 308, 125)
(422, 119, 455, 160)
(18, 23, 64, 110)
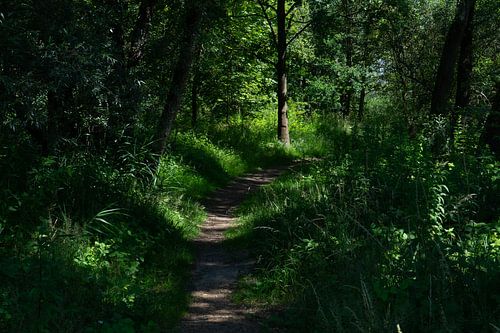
(178, 166, 291, 333)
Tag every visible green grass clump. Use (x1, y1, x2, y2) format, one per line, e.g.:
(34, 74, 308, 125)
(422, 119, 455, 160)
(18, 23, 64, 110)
(190, 109, 303, 169)
(229, 112, 500, 333)
(172, 132, 247, 185)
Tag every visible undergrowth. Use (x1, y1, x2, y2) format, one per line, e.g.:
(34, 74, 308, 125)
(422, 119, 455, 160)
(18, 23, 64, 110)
(229, 112, 500, 333)
(0, 117, 299, 332)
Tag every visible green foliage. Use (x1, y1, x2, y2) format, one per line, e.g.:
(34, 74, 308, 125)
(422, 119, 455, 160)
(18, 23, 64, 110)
(185, 110, 299, 168)
(0, 138, 198, 331)
(0, 117, 300, 331)
(229, 111, 500, 332)
(173, 132, 247, 184)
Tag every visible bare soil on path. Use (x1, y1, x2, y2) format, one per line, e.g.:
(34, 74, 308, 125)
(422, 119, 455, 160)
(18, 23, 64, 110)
(177, 165, 292, 333)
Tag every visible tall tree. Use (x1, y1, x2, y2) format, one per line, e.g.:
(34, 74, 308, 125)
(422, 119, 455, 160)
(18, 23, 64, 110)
(127, 0, 158, 68)
(276, 0, 290, 144)
(105, 0, 159, 142)
(258, 0, 312, 145)
(340, 0, 354, 116)
(430, 0, 476, 116)
(454, 0, 475, 110)
(156, 1, 203, 154)
(191, 45, 202, 128)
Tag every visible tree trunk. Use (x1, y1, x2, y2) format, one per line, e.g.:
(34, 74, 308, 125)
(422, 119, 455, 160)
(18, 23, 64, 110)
(47, 90, 59, 154)
(155, 2, 202, 154)
(191, 75, 199, 129)
(341, 90, 352, 116)
(277, 0, 290, 145)
(340, 42, 353, 116)
(341, 0, 353, 116)
(430, 0, 475, 116)
(47, 86, 73, 154)
(343, 34, 353, 116)
(191, 45, 202, 129)
(106, 0, 157, 144)
(358, 86, 366, 120)
(455, 0, 475, 110)
(127, 0, 158, 68)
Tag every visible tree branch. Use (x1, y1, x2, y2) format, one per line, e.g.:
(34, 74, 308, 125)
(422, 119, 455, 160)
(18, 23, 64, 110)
(257, 0, 278, 47)
(285, 2, 299, 17)
(286, 20, 312, 47)
(228, 13, 266, 19)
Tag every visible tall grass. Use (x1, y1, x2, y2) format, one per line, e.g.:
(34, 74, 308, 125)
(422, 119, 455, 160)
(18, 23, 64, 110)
(229, 112, 500, 332)
(0, 117, 302, 332)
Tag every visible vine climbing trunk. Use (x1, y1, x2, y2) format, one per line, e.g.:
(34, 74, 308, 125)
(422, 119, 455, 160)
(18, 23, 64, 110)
(277, 0, 290, 145)
(155, 1, 202, 154)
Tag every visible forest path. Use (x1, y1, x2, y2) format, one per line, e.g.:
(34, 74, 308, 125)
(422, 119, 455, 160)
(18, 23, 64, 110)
(177, 165, 293, 333)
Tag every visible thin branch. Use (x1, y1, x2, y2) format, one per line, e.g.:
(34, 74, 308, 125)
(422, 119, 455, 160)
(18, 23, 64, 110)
(389, 40, 432, 93)
(285, 2, 299, 17)
(286, 20, 312, 47)
(228, 13, 265, 19)
(257, 0, 278, 47)
(263, 2, 277, 12)
(289, 18, 311, 24)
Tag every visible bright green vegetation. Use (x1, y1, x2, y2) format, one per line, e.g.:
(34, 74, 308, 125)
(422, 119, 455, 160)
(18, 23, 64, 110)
(0, 121, 296, 332)
(229, 112, 500, 332)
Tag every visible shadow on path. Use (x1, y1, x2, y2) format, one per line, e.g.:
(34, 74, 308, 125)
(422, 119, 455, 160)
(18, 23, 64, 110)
(177, 166, 291, 333)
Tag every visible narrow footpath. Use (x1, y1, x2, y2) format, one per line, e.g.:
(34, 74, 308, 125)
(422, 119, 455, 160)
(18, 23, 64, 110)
(178, 166, 291, 333)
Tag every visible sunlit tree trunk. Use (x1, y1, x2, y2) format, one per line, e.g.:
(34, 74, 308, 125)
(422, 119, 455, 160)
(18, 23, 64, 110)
(277, 0, 290, 145)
